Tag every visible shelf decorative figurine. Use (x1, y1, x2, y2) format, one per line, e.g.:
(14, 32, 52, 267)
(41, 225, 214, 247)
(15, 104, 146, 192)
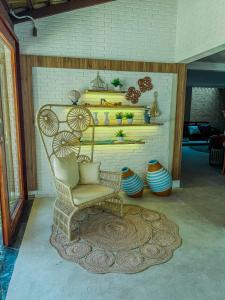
(121, 167, 144, 198)
(115, 112, 123, 125)
(150, 91, 160, 119)
(111, 78, 123, 91)
(115, 129, 125, 142)
(92, 112, 99, 125)
(90, 72, 106, 90)
(104, 112, 110, 125)
(146, 160, 172, 196)
(68, 90, 81, 105)
(144, 107, 151, 124)
(125, 112, 134, 124)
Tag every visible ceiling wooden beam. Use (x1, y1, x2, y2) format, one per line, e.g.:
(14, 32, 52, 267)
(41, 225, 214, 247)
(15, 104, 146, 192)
(12, 0, 115, 23)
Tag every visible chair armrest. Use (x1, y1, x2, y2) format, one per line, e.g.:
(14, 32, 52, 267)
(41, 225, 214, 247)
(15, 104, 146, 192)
(55, 178, 73, 202)
(100, 171, 121, 192)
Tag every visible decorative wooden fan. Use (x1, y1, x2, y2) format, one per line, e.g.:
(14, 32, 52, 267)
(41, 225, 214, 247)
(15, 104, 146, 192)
(38, 109, 59, 137)
(52, 131, 80, 158)
(67, 106, 92, 132)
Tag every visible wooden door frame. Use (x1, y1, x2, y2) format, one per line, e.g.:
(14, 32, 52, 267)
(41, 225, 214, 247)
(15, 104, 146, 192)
(20, 55, 187, 190)
(0, 14, 27, 245)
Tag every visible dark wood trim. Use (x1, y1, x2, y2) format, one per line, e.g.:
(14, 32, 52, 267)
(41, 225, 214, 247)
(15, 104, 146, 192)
(0, 0, 14, 30)
(13, 0, 115, 23)
(0, 17, 27, 246)
(20, 55, 186, 187)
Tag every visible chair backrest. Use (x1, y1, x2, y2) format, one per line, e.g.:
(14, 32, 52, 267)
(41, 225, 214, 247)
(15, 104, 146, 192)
(36, 104, 95, 176)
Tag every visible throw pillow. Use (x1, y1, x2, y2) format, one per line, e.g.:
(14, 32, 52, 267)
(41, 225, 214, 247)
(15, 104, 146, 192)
(79, 162, 101, 184)
(53, 153, 79, 188)
(188, 125, 201, 136)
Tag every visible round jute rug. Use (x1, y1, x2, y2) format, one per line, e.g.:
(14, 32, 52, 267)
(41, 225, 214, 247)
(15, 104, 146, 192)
(50, 205, 182, 274)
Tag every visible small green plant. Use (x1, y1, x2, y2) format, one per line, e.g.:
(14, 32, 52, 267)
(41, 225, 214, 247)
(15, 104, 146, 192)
(115, 112, 124, 119)
(115, 130, 126, 137)
(111, 78, 123, 87)
(124, 112, 134, 119)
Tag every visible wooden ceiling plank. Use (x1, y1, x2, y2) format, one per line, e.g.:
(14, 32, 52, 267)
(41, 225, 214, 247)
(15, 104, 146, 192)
(12, 0, 115, 23)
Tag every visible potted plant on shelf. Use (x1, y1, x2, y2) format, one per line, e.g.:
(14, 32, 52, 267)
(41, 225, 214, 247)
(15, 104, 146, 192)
(115, 112, 124, 125)
(125, 112, 134, 125)
(115, 130, 126, 142)
(111, 78, 123, 91)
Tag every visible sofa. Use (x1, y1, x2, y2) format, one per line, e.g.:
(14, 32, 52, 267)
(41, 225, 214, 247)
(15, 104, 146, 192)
(183, 122, 221, 141)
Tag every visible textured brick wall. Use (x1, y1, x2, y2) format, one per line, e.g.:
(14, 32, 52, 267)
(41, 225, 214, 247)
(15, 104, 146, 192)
(176, 0, 225, 62)
(190, 88, 225, 131)
(34, 68, 177, 196)
(15, 0, 177, 62)
(14, 0, 179, 195)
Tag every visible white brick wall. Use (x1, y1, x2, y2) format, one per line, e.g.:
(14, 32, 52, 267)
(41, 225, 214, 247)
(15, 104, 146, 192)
(14, 0, 179, 195)
(33, 68, 177, 196)
(176, 0, 225, 62)
(15, 0, 177, 62)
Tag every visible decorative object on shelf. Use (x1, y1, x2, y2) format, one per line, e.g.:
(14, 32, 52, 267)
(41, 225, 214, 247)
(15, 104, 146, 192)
(124, 112, 134, 125)
(125, 87, 141, 104)
(104, 112, 110, 125)
(146, 160, 172, 196)
(92, 112, 99, 125)
(144, 107, 151, 124)
(100, 98, 122, 107)
(138, 77, 153, 93)
(150, 91, 160, 118)
(90, 72, 106, 90)
(115, 129, 125, 142)
(121, 167, 144, 198)
(67, 90, 81, 105)
(115, 112, 124, 125)
(111, 78, 123, 91)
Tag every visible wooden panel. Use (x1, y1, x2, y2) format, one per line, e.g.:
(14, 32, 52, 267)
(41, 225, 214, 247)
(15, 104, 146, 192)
(20, 55, 187, 187)
(22, 55, 180, 73)
(20, 55, 37, 190)
(172, 65, 187, 180)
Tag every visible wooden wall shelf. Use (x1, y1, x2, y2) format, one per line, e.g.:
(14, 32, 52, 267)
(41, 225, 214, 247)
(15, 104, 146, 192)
(94, 123, 163, 127)
(84, 104, 146, 109)
(86, 89, 127, 94)
(81, 140, 145, 145)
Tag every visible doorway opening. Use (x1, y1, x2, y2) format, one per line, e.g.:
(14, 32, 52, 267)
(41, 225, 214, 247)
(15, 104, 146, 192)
(181, 52, 225, 188)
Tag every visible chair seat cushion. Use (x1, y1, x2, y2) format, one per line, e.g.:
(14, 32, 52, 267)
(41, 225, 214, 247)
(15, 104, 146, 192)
(72, 184, 115, 205)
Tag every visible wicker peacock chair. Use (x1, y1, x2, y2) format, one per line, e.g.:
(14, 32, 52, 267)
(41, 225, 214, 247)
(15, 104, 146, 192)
(36, 104, 123, 241)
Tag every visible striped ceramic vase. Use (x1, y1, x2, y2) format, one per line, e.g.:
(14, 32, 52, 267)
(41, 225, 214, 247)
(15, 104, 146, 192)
(146, 160, 172, 196)
(121, 167, 144, 198)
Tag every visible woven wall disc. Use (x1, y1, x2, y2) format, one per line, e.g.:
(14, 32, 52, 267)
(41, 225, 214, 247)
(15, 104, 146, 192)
(38, 109, 59, 137)
(138, 77, 153, 93)
(52, 131, 80, 158)
(67, 107, 92, 132)
(77, 155, 91, 163)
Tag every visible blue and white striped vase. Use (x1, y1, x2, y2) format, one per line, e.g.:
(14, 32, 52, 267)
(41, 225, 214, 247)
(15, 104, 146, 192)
(146, 160, 172, 196)
(121, 167, 144, 198)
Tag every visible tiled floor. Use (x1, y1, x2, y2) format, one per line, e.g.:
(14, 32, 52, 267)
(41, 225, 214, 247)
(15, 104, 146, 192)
(0, 199, 34, 300)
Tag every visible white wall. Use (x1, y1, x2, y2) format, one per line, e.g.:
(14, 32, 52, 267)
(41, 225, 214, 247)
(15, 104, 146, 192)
(176, 0, 225, 63)
(34, 68, 177, 196)
(15, 0, 177, 62)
